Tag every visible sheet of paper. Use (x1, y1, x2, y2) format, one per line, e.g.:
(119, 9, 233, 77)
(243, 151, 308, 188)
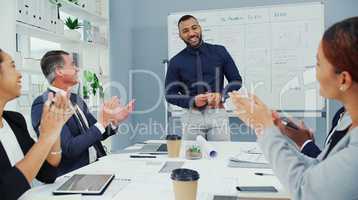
(159, 161, 185, 173)
(230, 152, 268, 164)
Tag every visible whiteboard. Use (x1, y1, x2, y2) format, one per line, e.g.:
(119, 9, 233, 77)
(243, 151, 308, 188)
(167, 2, 325, 112)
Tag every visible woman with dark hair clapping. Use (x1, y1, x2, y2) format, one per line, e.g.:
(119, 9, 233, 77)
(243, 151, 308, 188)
(230, 17, 358, 200)
(0, 49, 74, 200)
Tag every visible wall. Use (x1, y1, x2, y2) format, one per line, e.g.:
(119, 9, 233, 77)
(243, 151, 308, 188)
(109, 0, 358, 150)
(109, 0, 136, 150)
(0, 0, 17, 111)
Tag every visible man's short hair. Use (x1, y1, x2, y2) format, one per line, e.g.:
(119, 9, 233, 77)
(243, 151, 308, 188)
(177, 15, 197, 27)
(40, 50, 69, 83)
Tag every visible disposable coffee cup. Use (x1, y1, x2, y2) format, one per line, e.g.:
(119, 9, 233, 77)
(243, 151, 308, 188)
(171, 168, 200, 200)
(166, 135, 181, 158)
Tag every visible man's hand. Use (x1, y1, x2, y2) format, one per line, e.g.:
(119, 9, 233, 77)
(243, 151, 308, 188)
(111, 99, 135, 126)
(272, 111, 314, 148)
(100, 97, 135, 127)
(229, 92, 273, 136)
(39, 92, 74, 143)
(207, 92, 221, 107)
(194, 94, 208, 108)
(99, 99, 115, 128)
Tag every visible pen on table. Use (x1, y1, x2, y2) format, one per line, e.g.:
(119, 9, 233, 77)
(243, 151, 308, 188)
(130, 155, 157, 158)
(139, 152, 168, 155)
(246, 151, 262, 155)
(254, 172, 274, 176)
(116, 178, 132, 182)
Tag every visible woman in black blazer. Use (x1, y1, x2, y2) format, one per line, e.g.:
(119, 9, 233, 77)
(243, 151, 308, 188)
(0, 49, 74, 200)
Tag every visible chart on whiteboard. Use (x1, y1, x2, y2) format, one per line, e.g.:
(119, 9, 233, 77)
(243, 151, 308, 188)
(167, 2, 325, 111)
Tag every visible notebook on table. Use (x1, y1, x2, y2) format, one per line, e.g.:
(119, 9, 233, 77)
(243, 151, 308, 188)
(53, 174, 115, 195)
(138, 143, 167, 154)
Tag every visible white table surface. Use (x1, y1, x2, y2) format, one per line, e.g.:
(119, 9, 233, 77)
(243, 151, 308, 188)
(20, 141, 290, 200)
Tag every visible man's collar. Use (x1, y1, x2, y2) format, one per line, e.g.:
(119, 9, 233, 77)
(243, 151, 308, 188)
(48, 85, 79, 105)
(186, 41, 206, 55)
(48, 85, 67, 94)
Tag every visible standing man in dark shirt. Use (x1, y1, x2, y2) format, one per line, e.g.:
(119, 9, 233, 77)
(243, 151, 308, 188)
(165, 15, 242, 141)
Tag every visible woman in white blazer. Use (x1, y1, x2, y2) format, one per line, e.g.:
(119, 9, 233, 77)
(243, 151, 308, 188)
(230, 17, 358, 200)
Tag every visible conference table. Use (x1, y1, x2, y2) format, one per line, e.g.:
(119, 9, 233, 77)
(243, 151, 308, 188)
(20, 141, 291, 200)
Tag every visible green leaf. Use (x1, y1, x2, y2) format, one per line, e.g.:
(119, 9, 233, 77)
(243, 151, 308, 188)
(93, 74, 99, 88)
(90, 82, 97, 96)
(65, 17, 82, 29)
(83, 85, 89, 99)
(84, 70, 93, 82)
(189, 146, 201, 153)
(82, 69, 104, 98)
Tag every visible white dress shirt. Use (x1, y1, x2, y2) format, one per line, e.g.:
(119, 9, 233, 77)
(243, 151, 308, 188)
(0, 118, 24, 166)
(300, 111, 351, 150)
(48, 86, 106, 163)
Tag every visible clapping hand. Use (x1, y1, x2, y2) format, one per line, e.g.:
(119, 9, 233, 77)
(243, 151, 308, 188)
(39, 92, 74, 143)
(194, 94, 208, 107)
(206, 92, 221, 107)
(110, 97, 135, 126)
(100, 96, 135, 127)
(272, 111, 314, 148)
(194, 92, 222, 108)
(229, 91, 273, 136)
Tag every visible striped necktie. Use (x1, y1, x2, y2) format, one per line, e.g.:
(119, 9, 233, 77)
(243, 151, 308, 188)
(74, 105, 106, 158)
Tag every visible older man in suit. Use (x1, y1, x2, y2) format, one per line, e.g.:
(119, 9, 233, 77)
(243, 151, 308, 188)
(31, 50, 134, 176)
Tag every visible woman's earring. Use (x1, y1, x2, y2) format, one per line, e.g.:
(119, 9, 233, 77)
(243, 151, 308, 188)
(339, 86, 346, 91)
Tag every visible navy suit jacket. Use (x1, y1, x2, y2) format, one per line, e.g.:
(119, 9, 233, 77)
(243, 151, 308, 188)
(31, 90, 117, 176)
(301, 107, 346, 158)
(0, 111, 57, 200)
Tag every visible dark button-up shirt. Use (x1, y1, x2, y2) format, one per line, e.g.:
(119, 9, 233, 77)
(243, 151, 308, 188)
(165, 42, 242, 109)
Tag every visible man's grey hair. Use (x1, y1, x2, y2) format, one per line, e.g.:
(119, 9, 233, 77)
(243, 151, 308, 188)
(40, 50, 70, 83)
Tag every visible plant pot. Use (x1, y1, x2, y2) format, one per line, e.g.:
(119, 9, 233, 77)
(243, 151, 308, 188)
(64, 29, 81, 40)
(185, 150, 202, 160)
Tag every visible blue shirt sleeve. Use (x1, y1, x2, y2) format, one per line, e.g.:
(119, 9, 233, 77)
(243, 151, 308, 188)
(165, 60, 195, 109)
(301, 141, 322, 158)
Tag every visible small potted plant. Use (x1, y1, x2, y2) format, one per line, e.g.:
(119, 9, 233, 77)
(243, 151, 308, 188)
(64, 17, 82, 40)
(185, 145, 202, 160)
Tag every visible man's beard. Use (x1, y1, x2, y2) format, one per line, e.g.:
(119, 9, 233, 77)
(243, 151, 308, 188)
(184, 34, 203, 48)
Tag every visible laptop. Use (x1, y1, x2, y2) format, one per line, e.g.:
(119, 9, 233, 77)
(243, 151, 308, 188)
(53, 174, 115, 195)
(138, 143, 167, 154)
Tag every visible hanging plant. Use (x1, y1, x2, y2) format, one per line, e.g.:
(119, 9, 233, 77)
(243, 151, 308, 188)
(83, 70, 104, 99)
